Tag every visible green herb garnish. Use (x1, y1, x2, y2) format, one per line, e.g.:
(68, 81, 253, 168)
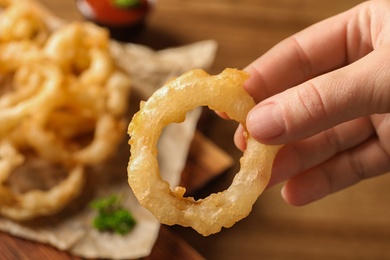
(114, 0, 140, 8)
(90, 194, 136, 235)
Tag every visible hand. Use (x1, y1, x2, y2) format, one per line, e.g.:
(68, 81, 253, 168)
(238, 0, 390, 206)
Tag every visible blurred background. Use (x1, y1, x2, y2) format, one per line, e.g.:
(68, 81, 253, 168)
(35, 0, 390, 259)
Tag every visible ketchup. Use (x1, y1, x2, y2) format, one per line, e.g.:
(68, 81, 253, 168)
(75, 0, 152, 41)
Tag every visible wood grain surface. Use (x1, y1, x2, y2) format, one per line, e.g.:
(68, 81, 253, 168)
(3, 0, 390, 259)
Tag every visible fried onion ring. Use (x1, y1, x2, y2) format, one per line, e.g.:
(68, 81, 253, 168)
(0, 2, 48, 44)
(0, 2, 132, 221)
(0, 61, 63, 138)
(128, 68, 282, 236)
(0, 141, 85, 220)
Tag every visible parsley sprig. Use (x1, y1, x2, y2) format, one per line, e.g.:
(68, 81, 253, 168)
(90, 194, 136, 235)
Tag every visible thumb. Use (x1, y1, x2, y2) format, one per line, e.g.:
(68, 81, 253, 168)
(246, 47, 390, 145)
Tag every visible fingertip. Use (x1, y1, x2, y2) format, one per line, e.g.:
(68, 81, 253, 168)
(247, 102, 286, 143)
(233, 124, 246, 151)
(215, 111, 230, 120)
(281, 183, 306, 206)
(242, 65, 264, 103)
(281, 171, 329, 206)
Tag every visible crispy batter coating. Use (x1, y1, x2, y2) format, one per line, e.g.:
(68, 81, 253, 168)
(128, 68, 281, 236)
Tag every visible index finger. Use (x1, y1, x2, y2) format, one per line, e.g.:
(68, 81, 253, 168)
(244, 1, 372, 103)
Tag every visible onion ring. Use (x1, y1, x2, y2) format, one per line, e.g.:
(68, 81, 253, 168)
(0, 2, 132, 222)
(128, 68, 282, 236)
(0, 2, 48, 44)
(0, 61, 63, 138)
(0, 141, 85, 220)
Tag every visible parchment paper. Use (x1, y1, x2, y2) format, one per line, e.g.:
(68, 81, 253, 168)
(0, 1, 218, 259)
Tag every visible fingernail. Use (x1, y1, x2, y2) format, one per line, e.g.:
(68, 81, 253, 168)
(247, 103, 285, 140)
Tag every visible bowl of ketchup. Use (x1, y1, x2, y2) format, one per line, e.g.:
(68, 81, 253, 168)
(75, 0, 152, 41)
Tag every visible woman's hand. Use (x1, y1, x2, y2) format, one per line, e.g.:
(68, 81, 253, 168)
(239, 0, 390, 206)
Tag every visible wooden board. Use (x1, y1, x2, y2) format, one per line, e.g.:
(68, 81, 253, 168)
(0, 226, 204, 260)
(0, 131, 233, 259)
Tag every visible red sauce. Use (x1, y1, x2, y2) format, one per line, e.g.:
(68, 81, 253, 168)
(80, 0, 150, 26)
(75, 0, 152, 41)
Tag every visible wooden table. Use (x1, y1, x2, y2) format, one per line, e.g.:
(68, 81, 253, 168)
(4, 0, 390, 259)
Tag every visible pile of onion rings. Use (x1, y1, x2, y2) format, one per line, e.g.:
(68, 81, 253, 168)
(0, 0, 131, 221)
(128, 68, 281, 236)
